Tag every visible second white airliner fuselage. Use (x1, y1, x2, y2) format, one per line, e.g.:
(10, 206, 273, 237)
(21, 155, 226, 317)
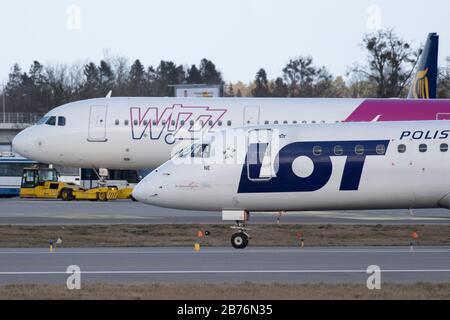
(12, 97, 450, 170)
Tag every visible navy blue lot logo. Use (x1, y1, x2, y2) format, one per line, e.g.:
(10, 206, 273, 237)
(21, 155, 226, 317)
(238, 140, 390, 194)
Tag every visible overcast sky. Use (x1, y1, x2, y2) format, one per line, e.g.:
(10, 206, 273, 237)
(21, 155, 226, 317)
(0, 0, 449, 84)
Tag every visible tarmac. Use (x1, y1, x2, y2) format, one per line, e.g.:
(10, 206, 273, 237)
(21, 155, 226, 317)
(0, 246, 449, 284)
(0, 198, 450, 225)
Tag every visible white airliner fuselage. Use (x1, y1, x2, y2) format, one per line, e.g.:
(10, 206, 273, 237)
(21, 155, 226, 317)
(133, 121, 450, 212)
(12, 97, 450, 170)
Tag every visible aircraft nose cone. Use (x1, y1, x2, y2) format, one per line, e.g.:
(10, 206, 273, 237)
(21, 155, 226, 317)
(12, 130, 31, 157)
(132, 182, 148, 203)
(132, 170, 166, 204)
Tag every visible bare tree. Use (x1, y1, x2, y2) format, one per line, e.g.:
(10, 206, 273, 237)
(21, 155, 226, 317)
(108, 55, 130, 96)
(350, 29, 420, 98)
(438, 57, 450, 98)
(282, 56, 333, 97)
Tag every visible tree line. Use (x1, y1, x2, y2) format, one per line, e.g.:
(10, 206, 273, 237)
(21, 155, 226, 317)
(1, 29, 450, 114)
(2, 57, 223, 113)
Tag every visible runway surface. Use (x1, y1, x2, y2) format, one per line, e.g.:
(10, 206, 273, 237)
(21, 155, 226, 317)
(0, 198, 450, 225)
(0, 246, 450, 285)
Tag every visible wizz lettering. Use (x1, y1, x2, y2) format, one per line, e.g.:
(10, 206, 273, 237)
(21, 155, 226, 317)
(130, 104, 227, 144)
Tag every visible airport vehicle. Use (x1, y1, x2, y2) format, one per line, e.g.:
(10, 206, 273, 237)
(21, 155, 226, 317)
(0, 153, 36, 197)
(116, 186, 134, 200)
(12, 34, 441, 171)
(20, 167, 119, 201)
(80, 168, 143, 198)
(132, 121, 450, 248)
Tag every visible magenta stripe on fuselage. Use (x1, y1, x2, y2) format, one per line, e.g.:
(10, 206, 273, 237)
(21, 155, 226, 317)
(344, 99, 450, 122)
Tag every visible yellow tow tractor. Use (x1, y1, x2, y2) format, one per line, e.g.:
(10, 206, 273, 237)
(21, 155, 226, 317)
(116, 187, 134, 200)
(19, 167, 119, 201)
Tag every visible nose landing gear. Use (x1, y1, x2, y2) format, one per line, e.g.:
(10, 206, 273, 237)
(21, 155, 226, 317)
(231, 230, 250, 249)
(222, 210, 251, 249)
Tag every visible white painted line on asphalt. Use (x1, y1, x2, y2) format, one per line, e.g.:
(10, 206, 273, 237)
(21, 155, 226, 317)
(0, 248, 449, 255)
(1, 269, 450, 275)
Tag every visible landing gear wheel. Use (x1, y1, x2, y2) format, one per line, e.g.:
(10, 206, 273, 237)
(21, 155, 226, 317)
(231, 232, 249, 249)
(60, 189, 74, 201)
(98, 192, 108, 202)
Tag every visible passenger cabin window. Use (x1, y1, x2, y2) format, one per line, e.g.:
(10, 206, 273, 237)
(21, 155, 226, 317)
(441, 143, 449, 152)
(283, 120, 288, 124)
(376, 144, 386, 155)
(264, 121, 269, 125)
(0, 163, 31, 177)
(419, 144, 427, 153)
(46, 116, 56, 126)
(115, 120, 120, 126)
(334, 145, 343, 156)
(227, 120, 232, 126)
(57, 116, 66, 126)
(313, 146, 322, 156)
(218, 121, 223, 126)
(398, 144, 406, 153)
(355, 145, 364, 155)
(274, 121, 279, 124)
(124, 120, 129, 126)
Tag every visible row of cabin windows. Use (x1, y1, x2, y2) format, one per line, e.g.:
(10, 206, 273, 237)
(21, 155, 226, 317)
(397, 143, 449, 153)
(115, 119, 233, 127)
(311, 144, 387, 156)
(176, 143, 449, 159)
(265, 120, 334, 125)
(310, 143, 449, 156)
(114, 119, 337, 127)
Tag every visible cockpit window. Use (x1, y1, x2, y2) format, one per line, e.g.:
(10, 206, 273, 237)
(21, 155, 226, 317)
(37, 116, 50, 125)
(178, 147, 192, 158)
(193, 144, 211, 158)
(58, 116, 66, 126)
(45, 116, 56, 126)
(202, 144, 211, 158)
(178, 144, 211, 158)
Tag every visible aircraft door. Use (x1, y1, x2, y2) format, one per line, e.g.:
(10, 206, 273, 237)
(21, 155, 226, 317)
(244, 106, 260, 126)
(88, 106, 108, 142)
(246, 129, 275, 181)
